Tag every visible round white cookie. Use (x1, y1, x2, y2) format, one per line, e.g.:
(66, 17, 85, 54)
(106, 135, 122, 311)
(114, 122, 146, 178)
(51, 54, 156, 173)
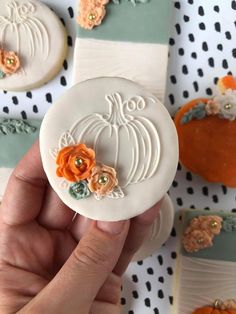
(40, 77, 179, 221)
(0, 0, 67, 91)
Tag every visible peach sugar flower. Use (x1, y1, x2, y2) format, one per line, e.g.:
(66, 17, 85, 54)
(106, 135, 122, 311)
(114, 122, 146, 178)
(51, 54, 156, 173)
(183, 215, 222, 253)
(56, 144, 96, 182)
(78, 0, 109, 30)
(205, 100, 221, 115)
(0, 49, 20, 75)
(87, 164, 118, 197)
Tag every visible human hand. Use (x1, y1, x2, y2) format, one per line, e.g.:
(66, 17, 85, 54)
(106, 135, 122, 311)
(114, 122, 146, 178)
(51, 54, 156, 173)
(0, 142, 161, 314)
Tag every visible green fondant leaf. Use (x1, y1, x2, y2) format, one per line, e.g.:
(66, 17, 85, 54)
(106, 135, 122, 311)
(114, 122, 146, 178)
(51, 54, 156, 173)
(0, 119, 37, 135)
(180, 102, 207, 125)
(112, 0, 150, 5)
(0, 70, 5, 79)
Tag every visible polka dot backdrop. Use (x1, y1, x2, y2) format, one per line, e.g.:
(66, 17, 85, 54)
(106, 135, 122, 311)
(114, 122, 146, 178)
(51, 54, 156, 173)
(1, 0, 236, 313)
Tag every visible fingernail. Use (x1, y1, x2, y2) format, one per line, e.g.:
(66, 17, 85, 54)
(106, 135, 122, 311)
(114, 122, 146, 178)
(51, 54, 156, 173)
(97, 220, 126, 235)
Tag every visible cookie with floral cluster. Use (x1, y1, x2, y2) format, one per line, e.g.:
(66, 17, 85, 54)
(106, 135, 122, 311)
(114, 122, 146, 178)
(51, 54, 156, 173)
(0, 0, 67, 91)
(174, 75, 236, 187)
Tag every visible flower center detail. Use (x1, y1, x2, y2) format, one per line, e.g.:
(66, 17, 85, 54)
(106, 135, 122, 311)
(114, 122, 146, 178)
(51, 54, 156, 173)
(75, 158, 83, 167)
(6, 58, 14, 65)
(88, 13, 96, 21)
(98, 175, 108, 185)
(210, 220, 218, 228)
(224, 103, 232, 110)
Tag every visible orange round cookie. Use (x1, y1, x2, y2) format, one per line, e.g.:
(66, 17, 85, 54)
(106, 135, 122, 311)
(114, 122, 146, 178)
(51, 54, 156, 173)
(174, 98, 236, 187)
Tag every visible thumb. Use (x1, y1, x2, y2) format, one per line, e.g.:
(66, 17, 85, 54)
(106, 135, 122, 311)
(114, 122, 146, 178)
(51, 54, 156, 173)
(23, 220, 130, 314)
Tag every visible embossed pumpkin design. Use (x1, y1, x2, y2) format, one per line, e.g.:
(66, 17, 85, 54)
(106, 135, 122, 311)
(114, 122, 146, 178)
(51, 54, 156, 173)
(174, 98, 236, 187)
(0, 0, 49, 59)
(70, 93, 160, 188)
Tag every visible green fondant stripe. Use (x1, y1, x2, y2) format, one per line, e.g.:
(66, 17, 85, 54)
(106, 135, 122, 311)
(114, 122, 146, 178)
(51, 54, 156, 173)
(77, 0, 172, 44)
(0, 119, 41, 168)
(181, 210, 236, 263)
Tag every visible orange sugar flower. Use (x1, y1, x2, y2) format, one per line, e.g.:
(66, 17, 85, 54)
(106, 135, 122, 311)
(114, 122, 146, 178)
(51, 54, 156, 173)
(56, 144, 96, 182)
(0, 50, 20, 74)
(78, 1, 107, 30)
(87, 164, 118, 197)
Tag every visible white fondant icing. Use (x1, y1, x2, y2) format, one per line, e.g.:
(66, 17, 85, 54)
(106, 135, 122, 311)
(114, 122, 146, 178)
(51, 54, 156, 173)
(40, 78, 179, 221)
(176, 256, 236, 314)
(72, 38, 169, 102)
(0, 0, 67, 91)
(0, 168, 13, 201)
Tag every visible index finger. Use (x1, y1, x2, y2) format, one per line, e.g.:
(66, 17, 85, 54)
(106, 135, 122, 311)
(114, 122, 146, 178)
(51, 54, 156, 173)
(1, 141, 48, 226)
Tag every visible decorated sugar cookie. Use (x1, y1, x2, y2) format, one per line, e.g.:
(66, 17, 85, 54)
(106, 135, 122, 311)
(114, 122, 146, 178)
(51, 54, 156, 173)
(174, 75, 236, 187)
(175, 209, 236, 314)
(40, 77, 179, 222)
(0, 0, 67, 91)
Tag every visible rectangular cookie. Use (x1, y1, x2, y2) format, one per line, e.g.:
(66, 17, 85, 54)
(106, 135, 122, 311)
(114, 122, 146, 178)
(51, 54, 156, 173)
(73, 0, 172, 102)
(175, 209, 236, 314)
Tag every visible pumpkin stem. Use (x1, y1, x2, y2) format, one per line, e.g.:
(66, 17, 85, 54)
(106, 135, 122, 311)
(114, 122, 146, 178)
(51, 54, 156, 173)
(105, 93, 131, 126)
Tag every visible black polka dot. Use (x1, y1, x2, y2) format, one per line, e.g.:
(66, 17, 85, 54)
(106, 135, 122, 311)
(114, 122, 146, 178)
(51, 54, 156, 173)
(171, 252, 177, 259)
(232, 209, 236, 213)
(190, 205, 196, 209)
(46, 93, 52, 103)
(186, 172, 193, 181)
(222, 185, 227, 195)
(202, 186, 209, 196)
(167, 267, 173, 275)
(33, 105, 38, 113)
(67, 36, 73, 47)
(171, 227, 177, 237)
(3, 106, 9, 114)
(215, 22, 221, 32)
(213, 195, 219, 203)
(21, 111, 27, 120)
(225, 31, 232, 40)
(222, 59, 229, 69)
(158, 276, 164, 283)
(3, 90, 7, 94)
(132, 290, 139, 299)
(187, 187, 194, 194)
(158, 290, 164, 299)
(199, 22, 206, 30)
(172, 180, 178, 188)
(60, 76, 67, 86)
(182, 65, 188, 75)
(157, 255, 163, 265)
(198, 6, 204, 16)
(132, 274, 138, 283)
(154, 308, 159, 314)
(198, 68, 204, 77)
(26, 91, 32, 98)
(193, 81, 199, 92)
(208, 57, 215, 67)
(217, 44, 223, 51)
(169, 38, 175, 46)
(137, 260, 143, 265)
(188, 33, 195, 42)
(144, 298, 151, 307)
(128, 311, 134, 314)
(202, 42, 208, 51)
(232, 1, 236, 10)
(12, 96, 18, 105)
(188, 0, 194, 4)
(60, 18, 66, 26)
(146, 281, 151, 292)
(191, 52, 197, 59)
(214, 77, 219, 84)
(169, 296, 174, 305)
(177, 197, 183, 206)
(214, 5, 220, 12)
(63, 60, 68, 70)
(169, 94, 175, 105)
(178, 163, 182, 170)
(170, 75, 177, 84)
(179, 48, 185, 56)
(183, 90, 189, 98)
(175, 23, 181, 35)
(147, 267, 154, 275)
(174, 2, 181, 9)
(184, 15, 190, 22)
(232, 48, 236, 58)
(206, 88, 213, 95)
(121, 297, 126, 305)
(68, 6, 74, 18)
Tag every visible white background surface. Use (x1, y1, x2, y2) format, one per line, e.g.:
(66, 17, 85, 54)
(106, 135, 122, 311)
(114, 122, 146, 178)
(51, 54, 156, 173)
(1, 0, 236, 313)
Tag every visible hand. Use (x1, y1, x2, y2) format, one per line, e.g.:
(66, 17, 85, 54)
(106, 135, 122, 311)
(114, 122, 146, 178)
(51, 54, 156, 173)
(0, 142, 161, 314)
